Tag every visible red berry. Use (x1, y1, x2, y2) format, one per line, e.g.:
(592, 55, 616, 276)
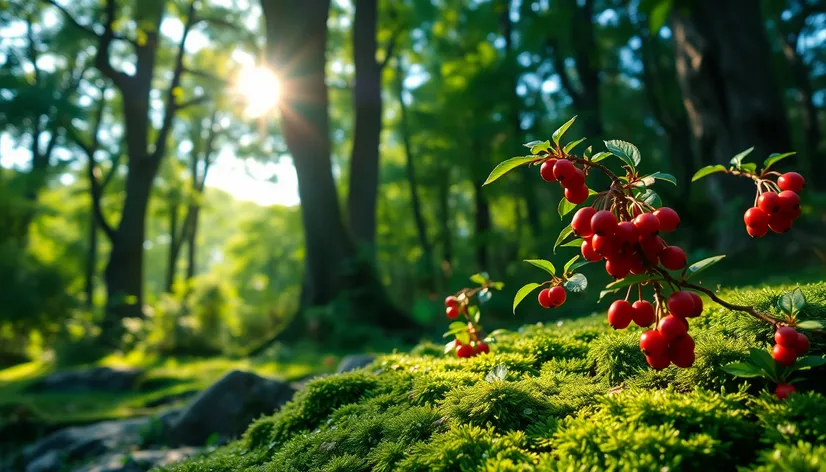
(758, 192, 781, 214)
(772, 344, 797, 366)
(632, 300, 656, 327)
(547, 286, 567, 307)
(445, 296, 458, 308)
(777, 190, 800, 213)
(744, 207, 769, 228)
(775, 327, 799, 349)
(658, 315, 688, 342)
(796, 333, 809, 354)
(667, 291, 695, 319)
(456, 344, 474, 358)
(562, 168, 586, 189)
(640, 330, 668, 356)
(747, 224, 769, 238)
(591, 234, 617, 259)
(782, 206, 802, 221)
(613, 221, 638, 247)
(540, 160, 557, 182)
(768, 213, 792, 233)
(565, 184, 590, 204)
(639, 236, 664, 264)
(778, 172, 805, 193)
(581, 237, 602, 262)
(659, 246, 687, 271)
(446, 306, 460, 319)
(686, 291, 703, 318)
(552, 159, 576, 182)
(633, 213, 660, 237)
(654, 207, 680, 233)
(669, 334, 696, 368)
(591, 210, 618, 236)
(646, 353, 671, 370)
(538, 289, 553, 309)
(629, 251, 646, 275)
(572, 207, 597, 237)
(608, 300, 634, 329)
(775, 383, 797, 400)
(605, 256, 631, 279)
(475, 342, 490, 354)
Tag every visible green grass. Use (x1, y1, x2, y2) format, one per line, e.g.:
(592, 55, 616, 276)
(160, 280, 826, 471)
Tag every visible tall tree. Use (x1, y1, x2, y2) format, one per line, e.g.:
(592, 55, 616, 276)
(671, 1, 793, 248)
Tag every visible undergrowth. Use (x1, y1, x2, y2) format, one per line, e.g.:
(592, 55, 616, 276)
(164, 282, 826, 472)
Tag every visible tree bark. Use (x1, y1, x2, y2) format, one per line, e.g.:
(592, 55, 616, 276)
(85, 198, 98, 308)
(165, 193, 180, 293)
(437, 170, 453, 281)
(671, 1, 793, 249)
(346, 0, 383, 256)
(472, 140, 491, 272)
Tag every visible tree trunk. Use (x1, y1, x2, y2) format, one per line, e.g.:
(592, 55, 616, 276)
(186, 205, 199, 280)
(396, 64, 435, 290)
(165, 195, 180, 293)
(671, 1, 792, 250)
(258, 0, 412, 348)
(346, 0, 382, 257)
(437, 170, 453, 282)
(85, 205, 98, 308)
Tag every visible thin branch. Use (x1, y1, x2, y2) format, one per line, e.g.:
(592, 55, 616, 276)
(177, 95, 211, 110)
(183, 67, 229, 85)
(95, 0, 132, 90)
(378, 29, 400, 70)
(42, 0, 136, 45)
(74, 95, 116, 240)
(546, 39, 582, 106)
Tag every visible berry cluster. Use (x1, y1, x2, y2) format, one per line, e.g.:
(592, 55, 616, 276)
(573, 206, 685, 278)
(537, 285, 567, 309)
(454, 337, 489, 358)
(445, 296, 491, 358)
(744, 172, 804, 237)
(771, 326, 810, 399)
(539, 158, 589, 204)
(444, 295, 464, 319)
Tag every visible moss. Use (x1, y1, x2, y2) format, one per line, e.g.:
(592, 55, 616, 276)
(164, 282, 826, 472)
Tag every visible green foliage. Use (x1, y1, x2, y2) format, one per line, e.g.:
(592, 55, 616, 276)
(748, 441, 826, 472)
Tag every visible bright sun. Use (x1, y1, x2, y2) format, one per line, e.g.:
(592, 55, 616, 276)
(234, 65, 281, 118)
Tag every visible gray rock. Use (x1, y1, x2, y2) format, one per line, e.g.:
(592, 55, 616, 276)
(24, 417, 150, 472)
(27, 367, 144, 393)
(336, 354, 375, 373)
(74, 447, 201, 472)
(166, 370, 296, 446)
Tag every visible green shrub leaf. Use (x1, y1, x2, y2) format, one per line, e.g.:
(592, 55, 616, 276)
(606, 274, 654, 290)
(604, 139, 641, 169)
(796, 320, 824, 330)
(721, 361, 764, 378)
(470, 272, 489, 285)
(692, 164, 727, 182)
(563, 255, 580, 274)
(792, 355, 826, 371)
(553, 116, 577, 145)
(685, 255, 726, 279)
(563, 273, 587, 292)
(513, 282, 542, 314)
(483, 156, 542, 186)
(763, 152, 796, 171)
(647, 172, 677, 186)
(778, 288, 806, 316)
(729, 147, 754, 168)
(524, 259, 556, 276)
(554, 225, 575, 253)
(530, 140, 552, 155)
(562, 238, 584, 248)
(591, 151, 612, 163)
(740, 163, 757, 174)
(748, 348, 778, 382)
(485, 364, 508, 383)
(558, 197, 579, 218)
(563, 137, 586, 154)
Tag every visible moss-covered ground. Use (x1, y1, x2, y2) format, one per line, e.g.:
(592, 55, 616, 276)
(164, 281, 826, 471)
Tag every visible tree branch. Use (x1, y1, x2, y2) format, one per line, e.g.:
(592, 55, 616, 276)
(95, 0, 132, 91)
(546, 39, 582, 107)
(378, 28, 400, 70)
(42, 0, 136, 46)
(177, 95, 211, 110)
(153, 0, 198, 161)
(183, 67, 228, 85)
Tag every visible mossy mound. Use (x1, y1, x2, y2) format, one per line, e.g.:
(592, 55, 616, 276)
(163, 282, 826, 471)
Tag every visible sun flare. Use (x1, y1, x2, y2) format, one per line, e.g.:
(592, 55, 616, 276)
(234, 65, 281, 118)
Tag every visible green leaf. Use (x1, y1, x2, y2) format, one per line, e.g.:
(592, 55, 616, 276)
(472, 305, 482, 323)
(563, 273, 587, 293)
(553, 225, 574, 253)
(485, 364, 508, 383)
(561, 238, 584, 248)
(552, 116, 577, 146)
(558, 196, 580, 218)
(530, 140, 552, 155)
(748, 348, 779, 382)
(778, 288, 806, 316)
(721, 361, 764, 378)
(685, 255, 726, 279)
(647, 0, 673, 33)
(740, 163, 757, 174)
(563, 255, 580, 274)
(483, 156, 543, 186)
(584, 146, 593, 159)
(491, 281, 505, 291)
(729, 147, 754, 168)
(563, 137, 586, 154)
(648, 172, 677, 186)
(763, 152, 796, 171)
(513, 282, 542, 314)
(523, 140, 544, 149)
(444, 340, 456, 354)
(470, 273, 488, 285)
(591, 151, 612, 163)
(524, 259, 556, 276)
(599, 288, 620, 301)
(638, 189, 661, 207)
(443, 321, 467, 337)
(567, 259, 591, 274)
(796, 320, 824, 331)
(791, 355, 826, 371)
(606, 274, 655, 290)
(455, 331, 470, 345)
(692, 165, 727, 182)
(604, 140, 641, 169)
